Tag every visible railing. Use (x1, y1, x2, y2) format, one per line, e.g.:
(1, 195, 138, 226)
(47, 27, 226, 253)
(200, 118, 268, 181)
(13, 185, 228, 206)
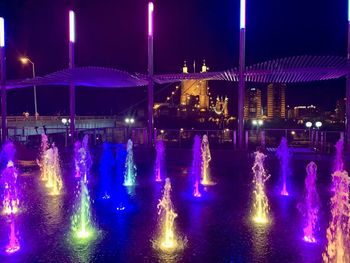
(7, 126, 344, 153)
(6, 115, 117, 122)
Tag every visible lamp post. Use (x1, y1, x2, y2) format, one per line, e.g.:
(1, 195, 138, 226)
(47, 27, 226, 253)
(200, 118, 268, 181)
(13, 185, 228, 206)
(20, 57, 38, 119)
(125, 117, 135, 141)
(0, 17, 7, 143)
(147, 2, 154, 146)
(69, 10, 76, 144)
(346, 0, 350, 151)
(252, 119, 263, 144)
(61, 118, 70, 147)
(238, 0, 246, 149)
(305, 121, 312, 145)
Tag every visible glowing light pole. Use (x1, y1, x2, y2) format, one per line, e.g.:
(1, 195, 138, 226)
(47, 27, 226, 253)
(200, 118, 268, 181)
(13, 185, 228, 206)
(148, 2, 154, 146)
(238, 0, 246, 149)
(0, 17, 7, 143)
(69, 10, 76, 143)
(20, 57, 38, 119)
(346, 0, 350, 151)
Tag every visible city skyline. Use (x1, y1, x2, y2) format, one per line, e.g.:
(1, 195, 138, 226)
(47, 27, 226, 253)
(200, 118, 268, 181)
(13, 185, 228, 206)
(0, 0, 347, 115)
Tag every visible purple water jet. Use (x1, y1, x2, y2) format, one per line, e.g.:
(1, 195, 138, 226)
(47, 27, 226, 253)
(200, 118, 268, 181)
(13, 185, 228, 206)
(75, 135, 92, 183)
(333, 138, 344, 173)
(191, 135, 202, 198)
(2, 160, 19, 215)
(201, 134, 213, 185)
(322, 170, 350, 262)
(155, 140, 165, 182)
(298, 162, 320, 243)
(5, 215, 20, 254)
(276, 137, 290, 196)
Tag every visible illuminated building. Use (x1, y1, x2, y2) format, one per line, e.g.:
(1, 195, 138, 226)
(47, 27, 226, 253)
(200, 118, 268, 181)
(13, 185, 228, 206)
(180, 61, 210, 112)
(244, 87, 262, 120)
(293, 105, 318, 120)
(267, 84, 286, 119)
(335, 98, 346, 123)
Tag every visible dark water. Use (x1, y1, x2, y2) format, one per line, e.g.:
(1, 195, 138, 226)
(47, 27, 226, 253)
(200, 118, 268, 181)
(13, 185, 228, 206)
(0, 149, 337, 263)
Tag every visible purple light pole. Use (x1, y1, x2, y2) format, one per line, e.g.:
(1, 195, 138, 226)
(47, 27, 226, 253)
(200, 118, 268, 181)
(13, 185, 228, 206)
(0, 17, 7, 143)
(238, 0, 246, 149)
(69, 10, 75, 144)
(346, 0, 350, 151)
(147, 2, 154, 146)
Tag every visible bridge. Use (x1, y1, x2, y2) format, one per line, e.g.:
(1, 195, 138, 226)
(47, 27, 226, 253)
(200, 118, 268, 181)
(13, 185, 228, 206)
(0, 2, 350, 149)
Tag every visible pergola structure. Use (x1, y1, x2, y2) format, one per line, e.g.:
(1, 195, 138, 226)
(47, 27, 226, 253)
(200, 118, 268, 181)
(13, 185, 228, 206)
(0, 1, 349, 149)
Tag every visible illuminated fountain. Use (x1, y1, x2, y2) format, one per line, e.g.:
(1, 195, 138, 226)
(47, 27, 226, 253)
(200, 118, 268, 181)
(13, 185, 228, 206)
(71, 180, 95, 241)
(276, 137, 290, 196)
(331, 139, 344, 193)
(155, 140, 165, 182)
(154, 178, 184, 252)
(115, 144, 128, 210)
(191, 135, 202, 197)
(252, 151, 270, 224)
(322, 171, 350, 263)
(123, 139, 137, 186)
(75, 135, 92, 183)
(200, 134, 213, 185)
(2, 160, 19, 215)
(37, 134, 49, 181)
(99, 142, 114, 199)
(298, 162, 320, 243)
(44, 147, 54, 188)
(333, 139, 344, 173)
(5, 215, 20, 254)
(48, 143, 63, 195)
(74, 140, 82, 178)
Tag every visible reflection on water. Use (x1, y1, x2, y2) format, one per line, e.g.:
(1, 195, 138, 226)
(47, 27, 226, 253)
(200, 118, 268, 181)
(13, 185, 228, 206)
(251, 224, 270, 262)
(5, 215, 20, 254)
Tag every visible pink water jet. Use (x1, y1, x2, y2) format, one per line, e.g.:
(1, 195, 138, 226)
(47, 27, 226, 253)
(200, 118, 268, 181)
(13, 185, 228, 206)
(5, 216, 20, 254)
(322, 170, 350, 262)
(298, 162, 320, 243)
(155, 140, 165, 182)
(74, 135, 92, 183)
(2, 160, 19, 215)
(191, 135, 202, 198)
(333, 139, 344, 173)
(276, 137, 290, 196)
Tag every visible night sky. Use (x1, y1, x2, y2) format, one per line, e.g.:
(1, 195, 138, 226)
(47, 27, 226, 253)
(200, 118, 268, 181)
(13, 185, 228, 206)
(0, 0, 347, 116)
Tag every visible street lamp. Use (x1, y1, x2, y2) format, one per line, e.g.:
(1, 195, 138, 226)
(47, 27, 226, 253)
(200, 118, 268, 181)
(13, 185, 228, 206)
(315, 121, 322, 128)
(124, 117, 135, 140)
(61, 118, 70, 147)
(252, 119, 263, 143)
(305, 121, 313, 144)
(20, 57, 38, 119)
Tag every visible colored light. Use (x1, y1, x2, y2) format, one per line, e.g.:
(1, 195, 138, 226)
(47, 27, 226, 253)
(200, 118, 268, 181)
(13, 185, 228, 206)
(123, 139, 137, 186)
(252, 152, 270, 224)
(305, 121, 312, 128)
(0, 17, 4, 47)
(315, 121, 322, 128)
(69, 11, 75, 43)
(148, 2, 154, 36)
(156, 178, 181, 251)
(20, 57, 29, 64)
(348, 0, 350, 21)
(240, 0, 246, 29)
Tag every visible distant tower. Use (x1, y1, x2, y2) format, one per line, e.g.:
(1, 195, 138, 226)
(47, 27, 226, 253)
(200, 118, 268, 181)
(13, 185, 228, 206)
(244, 87, 262, 120)
(214, 96, 229, 117)
(267, 84, 286, 119)
(180, 60, 210, 111)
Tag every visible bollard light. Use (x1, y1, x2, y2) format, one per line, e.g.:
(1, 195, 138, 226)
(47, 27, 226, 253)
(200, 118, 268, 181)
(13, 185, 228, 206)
(305, 122, 312, 128)
(315, 121, 322, 128)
